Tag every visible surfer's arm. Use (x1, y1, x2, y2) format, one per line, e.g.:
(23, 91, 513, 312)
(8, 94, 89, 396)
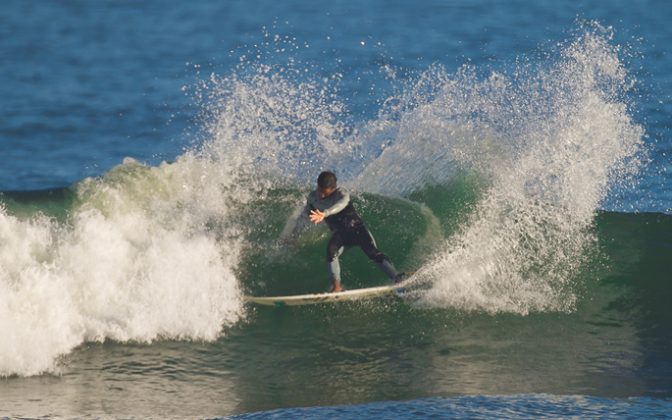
(321, 190, 350, 217)
(309, 189, 349, 224)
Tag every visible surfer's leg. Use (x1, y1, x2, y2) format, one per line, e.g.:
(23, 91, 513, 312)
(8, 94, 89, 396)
(326, 233, 345, 292)
(358, 227, 399, 280)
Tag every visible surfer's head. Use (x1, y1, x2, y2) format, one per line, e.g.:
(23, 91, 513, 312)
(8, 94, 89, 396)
(317, 171, 337, 199)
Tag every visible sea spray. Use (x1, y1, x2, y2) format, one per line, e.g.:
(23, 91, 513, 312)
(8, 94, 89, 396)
(195, 63, 352, 186)
(198, 25, 643, 316)
(371, 26, 645, 313)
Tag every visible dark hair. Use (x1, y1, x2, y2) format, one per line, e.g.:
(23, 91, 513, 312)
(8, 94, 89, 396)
(317, 171, 337, 189)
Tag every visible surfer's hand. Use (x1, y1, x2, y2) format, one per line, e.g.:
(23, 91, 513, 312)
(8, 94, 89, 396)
(309, 209, 325, 224)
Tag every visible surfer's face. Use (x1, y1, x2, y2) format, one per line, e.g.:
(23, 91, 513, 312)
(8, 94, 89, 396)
(318, 185, 336, 199)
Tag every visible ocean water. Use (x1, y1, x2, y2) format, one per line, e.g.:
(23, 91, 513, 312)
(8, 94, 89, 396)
(1, 0, 671, 418)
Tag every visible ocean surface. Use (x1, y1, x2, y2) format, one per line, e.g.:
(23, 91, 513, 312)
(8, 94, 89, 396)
(1, 0, 671, 418)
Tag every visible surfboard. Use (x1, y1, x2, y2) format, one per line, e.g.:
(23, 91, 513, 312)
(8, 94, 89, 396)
(245, 279, 412, 307)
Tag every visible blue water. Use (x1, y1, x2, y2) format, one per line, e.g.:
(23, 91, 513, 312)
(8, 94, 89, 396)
(2, 0, 672, 418)
(3, 1, 670, 210)
(232, 395, 672, 419)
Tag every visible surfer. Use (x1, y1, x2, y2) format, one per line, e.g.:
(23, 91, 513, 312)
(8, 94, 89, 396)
(288, 171, 405, 293)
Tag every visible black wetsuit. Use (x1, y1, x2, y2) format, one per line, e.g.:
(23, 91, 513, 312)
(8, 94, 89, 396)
(304, 188, 396, 283)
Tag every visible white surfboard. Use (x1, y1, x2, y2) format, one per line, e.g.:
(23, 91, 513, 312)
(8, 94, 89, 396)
(245, 279, 412, 307)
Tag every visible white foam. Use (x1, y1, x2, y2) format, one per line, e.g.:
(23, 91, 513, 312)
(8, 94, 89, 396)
(0, 156, 245, 377)
(352, 25, 644, 313)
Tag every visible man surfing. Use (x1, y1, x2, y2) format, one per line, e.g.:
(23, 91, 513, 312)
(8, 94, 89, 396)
(288, 171, 405, 293)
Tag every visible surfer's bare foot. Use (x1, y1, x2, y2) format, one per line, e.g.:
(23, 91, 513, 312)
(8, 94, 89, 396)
(329, 282, 342, 293)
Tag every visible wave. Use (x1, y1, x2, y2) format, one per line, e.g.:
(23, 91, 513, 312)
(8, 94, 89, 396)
(0, 23, 646, 377)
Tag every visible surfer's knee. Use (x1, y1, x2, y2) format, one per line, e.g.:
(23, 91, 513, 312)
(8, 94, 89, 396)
(326, 244, 343, 262)
(360, 240, 387, 263)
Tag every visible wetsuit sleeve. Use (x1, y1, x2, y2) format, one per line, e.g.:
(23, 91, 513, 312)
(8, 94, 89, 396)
(322, 190, 350, 217)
